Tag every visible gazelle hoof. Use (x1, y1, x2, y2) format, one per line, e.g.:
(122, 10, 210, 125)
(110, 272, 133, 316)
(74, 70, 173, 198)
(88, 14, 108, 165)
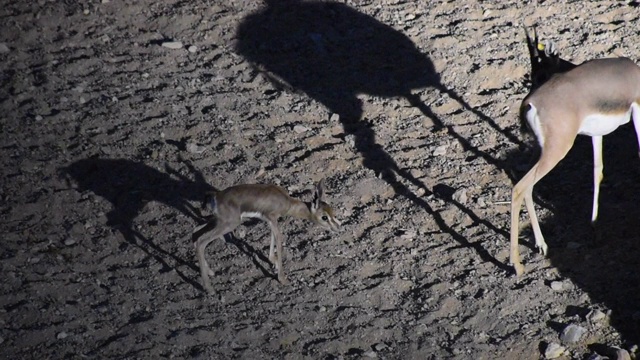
(278, 275, 290, 285)
(513, 263, 525, 278)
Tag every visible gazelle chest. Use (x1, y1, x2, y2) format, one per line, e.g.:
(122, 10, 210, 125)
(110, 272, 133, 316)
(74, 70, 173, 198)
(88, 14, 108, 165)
(578, 107, 633, 137)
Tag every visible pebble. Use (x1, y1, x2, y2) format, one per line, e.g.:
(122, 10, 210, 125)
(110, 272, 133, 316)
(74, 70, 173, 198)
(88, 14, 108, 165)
(586, 309, 606, 323)
(373, 343, 388, 352)
(560, 324, 587, 344)
(452, 188, 468, 205)
(188, 45, 198, 53)
(293, 124, 310, 134)
(544, 342, 566, 359)
(56, 331, 68, 340)
(162, 41, 183, 50)
(550, 281, 564, 291)
(35, 115, 43, 121)
(186, 143, 207, 154)
(64, 238, 77, 246)
(0, 43, 9, 53)
(364, 351, 378, 358)
(433, 144, 448, 156)
(329, 113, 340, 122)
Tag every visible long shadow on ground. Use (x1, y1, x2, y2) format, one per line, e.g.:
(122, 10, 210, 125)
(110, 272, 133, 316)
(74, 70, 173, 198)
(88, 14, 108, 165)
(235, 0, 516, 273)
(62, 157, 215, 290)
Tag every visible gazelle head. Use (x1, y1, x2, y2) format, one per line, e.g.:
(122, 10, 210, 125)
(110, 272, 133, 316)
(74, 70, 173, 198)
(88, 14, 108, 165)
(523, 25, 576, 90)
(309, 179, 341, 232)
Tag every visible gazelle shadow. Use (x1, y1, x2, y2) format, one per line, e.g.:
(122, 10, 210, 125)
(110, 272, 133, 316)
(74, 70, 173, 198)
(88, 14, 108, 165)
(235, 0, 515, 271)
(62, 157, 215, 290)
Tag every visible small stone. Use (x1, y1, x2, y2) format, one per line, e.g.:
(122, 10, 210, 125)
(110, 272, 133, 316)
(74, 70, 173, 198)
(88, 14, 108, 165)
(560, 324, 587, 344)
(186, 142, 207, 154)
(79, 97, 87, 104)
(293, 124, 310, 134)
(57, 332, 68, 339)
(433, 144, 448, 156)
(35, 115, 43, 121)
(64, 238, 76, 246)
(188, 45, 197, 53)
(102, 0, 110, 3)
(476, 196, 487, 207)
(373, 343, 388, 351)
(452, 188, 468, 205)
(161, 41, 183, 49)
(544, 342, 566, 359)
(550, 281, 564, 291)
(83, 9, 90, 15)
(586, 309, 606, 323)
(0, 43, 9, 53)
(364, 351, 378, 358)
(329, 113, 340, 122)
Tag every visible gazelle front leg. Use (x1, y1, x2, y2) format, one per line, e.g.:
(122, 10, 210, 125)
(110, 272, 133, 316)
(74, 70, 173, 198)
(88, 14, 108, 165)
(591, 135, 604, 224)
(264, 216, 289, 285)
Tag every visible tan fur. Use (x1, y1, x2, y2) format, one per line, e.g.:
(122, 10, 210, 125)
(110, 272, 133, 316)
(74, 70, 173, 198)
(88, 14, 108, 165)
(193, 180, 340, 294)
(511, 57, 640, 277)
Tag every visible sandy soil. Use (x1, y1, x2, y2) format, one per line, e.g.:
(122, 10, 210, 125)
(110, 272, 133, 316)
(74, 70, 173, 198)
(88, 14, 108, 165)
(2, 0, 640, 359)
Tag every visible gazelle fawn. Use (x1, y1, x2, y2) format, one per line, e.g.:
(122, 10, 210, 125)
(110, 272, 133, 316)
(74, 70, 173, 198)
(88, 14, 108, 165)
(193, 180, 340, 293)
(511, 54, 640, 277)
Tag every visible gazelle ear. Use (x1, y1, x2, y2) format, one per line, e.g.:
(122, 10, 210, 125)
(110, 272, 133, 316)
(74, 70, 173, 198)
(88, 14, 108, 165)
(312, 179, 325, 211)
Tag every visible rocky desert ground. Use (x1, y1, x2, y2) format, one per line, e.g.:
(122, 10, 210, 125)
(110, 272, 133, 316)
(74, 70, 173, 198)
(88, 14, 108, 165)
(1, 0, 640, 359)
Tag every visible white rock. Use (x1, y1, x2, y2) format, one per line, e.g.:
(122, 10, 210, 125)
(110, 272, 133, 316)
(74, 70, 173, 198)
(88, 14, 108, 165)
(188, 45, 198, 53)
(544, 342, 566, 359)
(35, 115, 43, 121)
(329, 113, 340, 122)
(452, 188, 468, 205)
(433, 144, 448, 156)
(186, 142, 207, 154)
(64, 238, 76, 246)
(560, 324, 587, 344)
(587, 309, 606, 323)
(0, 43, 9, 53)
(162, 41, 183, 49)
(56, 332, 68, 339)
(293, 124, 310, 134)
(550, 281, 564, 291)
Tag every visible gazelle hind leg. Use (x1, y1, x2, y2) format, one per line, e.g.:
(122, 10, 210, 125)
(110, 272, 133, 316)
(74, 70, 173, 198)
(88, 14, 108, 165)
(195, 221, 238, 294)
(591, 136, 604, 224)
(269, 232, 276, 265)
(511, 166, 538, 277)
(524, 185, 547, 255)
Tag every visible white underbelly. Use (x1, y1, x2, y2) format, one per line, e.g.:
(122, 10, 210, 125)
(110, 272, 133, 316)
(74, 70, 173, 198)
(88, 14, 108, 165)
(579, 109, 632, 136)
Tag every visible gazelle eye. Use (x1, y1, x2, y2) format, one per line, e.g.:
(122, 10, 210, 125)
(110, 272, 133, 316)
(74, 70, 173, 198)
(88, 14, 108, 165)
(321, 215, 328, 221)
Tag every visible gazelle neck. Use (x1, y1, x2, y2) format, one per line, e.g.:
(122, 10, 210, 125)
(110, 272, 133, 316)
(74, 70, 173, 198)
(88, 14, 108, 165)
(286, 199, 313, 221)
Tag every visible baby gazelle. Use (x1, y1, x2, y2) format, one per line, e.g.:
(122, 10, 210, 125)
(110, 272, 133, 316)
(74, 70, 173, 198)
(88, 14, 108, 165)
(193, 180, 340, 293)
(511, 57, 640, 277)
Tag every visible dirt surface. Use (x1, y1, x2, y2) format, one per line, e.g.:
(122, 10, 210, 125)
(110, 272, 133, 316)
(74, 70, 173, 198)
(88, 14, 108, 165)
(2, 1, 640, 359)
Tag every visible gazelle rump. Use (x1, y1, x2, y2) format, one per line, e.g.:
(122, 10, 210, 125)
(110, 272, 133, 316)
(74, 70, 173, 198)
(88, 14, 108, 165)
(511, 57, 640, 277)
(193, 180, 340, 294)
